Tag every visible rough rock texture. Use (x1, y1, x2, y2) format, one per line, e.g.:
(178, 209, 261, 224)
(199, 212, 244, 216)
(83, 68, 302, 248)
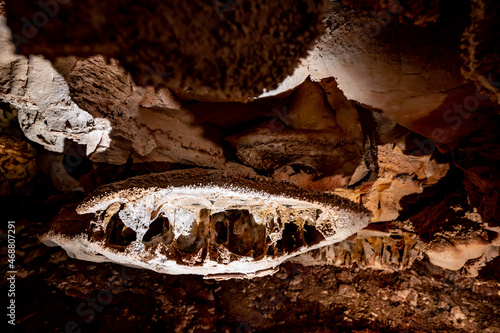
(5, 0, 328, 101)
(0, 19, 226, 167)
(425, 218, 500, 274)
(257, 2, 496, 152)
(0, 18, 113, 157)
(58, 56, 226, 167)
(1, 1, 500, 331)
(228, 78, 363, 191)
(341, 0, 442, 26)
(304, 4, 495, 150)
(293, 227, 425, 272)
(401, 179, 500, 275)
(228, 126, 361, 185)
(296, 189, 500, 276)
(257, 61, 310, 99)
(461, 0, 500, 104)
(335, 140, 450, 222)
(41, 169, 371, 278)
(0, 134, 37, 195)
(2, 212, 499, 332)
(453, 116, 500, 227)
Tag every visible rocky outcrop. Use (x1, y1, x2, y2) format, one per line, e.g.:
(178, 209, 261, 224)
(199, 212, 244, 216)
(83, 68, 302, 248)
(424, 207, 500, 275)
(228, 78, 363, 191)
(1, 1, 500, 332)
(41, 169, 371, 278)
(335, 139, 450, 222)
(293, 227, 425, 272)
(0, 17, 113, 158)
(454, 117, 500, 227)
(5, 0, 328, 101)
(0, 18, 226, 167)
(7, 211, 500, 332)
(1, 0, 498, 288)
(59, 56, 226, 167)
(305, 4, 495, 150)
(258, 2, 496, 153)
(400, 182, 500, 274)
(0, 134, 37, 195)
(461, 0, 500, 104)
(426, 227, 499, 275)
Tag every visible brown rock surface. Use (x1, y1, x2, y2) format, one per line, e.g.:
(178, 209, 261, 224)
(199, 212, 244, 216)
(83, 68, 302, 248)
(335, 140, 450, 222)
(304, 3, 496, 151)
(227, 78, 363, 191)
(461, 0, 500, 104)
(2, 209, 499, 333)
(0, 19, 227, 168)
(41, 168, 370, 278)
(454, 116, 500, 227)
(0, 134, 37, 195)
(62, 56, 226, 167)
(5, 0, 328, 101)
(1, 1, 499, 331)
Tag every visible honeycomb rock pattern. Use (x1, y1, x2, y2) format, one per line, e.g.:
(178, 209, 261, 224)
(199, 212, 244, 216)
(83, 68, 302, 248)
(41, 169, 371, 278)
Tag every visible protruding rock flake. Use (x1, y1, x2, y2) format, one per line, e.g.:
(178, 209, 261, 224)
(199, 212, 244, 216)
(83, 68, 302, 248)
(41, 169, 371, 278)
(5, 0, 329, 101)
(424, 216, 500, 274)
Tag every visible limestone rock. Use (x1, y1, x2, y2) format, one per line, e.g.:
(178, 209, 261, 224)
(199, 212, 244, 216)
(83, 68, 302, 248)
(0, 134, 37, 195)
(341, 0, 441, 26)
(292, 227, 425, 272)
(61, 56, 227, 167)
(307, 6, 462, 113)
(273, 166, 353, 192)
(40, 169, 371, 278)
(425, 209, 500, 273)
(335, 142, 450, 222)
(0, 17, 27, 96)
(0, 18, 113, 159)
(318, 78, 363, 139)
(227, 78, 363, 190)
(461, 0, 500, 104)
(406, 187, 500, 274)
(286, 79, 338, 131)
(0, 18, 227, 167)
(257, 62, 310, 99)
(228, 127, 361, 180)
(305, 5, 494, 150)
(363, 175, 423, 222)
(6, 0, 328, 101)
